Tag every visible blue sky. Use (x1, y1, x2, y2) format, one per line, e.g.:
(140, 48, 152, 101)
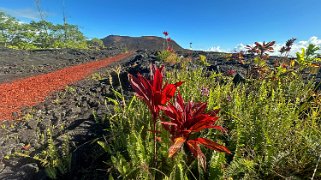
(1, 0, 321, 51)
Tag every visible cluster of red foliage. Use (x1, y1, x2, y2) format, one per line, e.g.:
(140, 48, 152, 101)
(160, 93, 231, 169)
(163, 31, 174, 52)
(128, 64, 183, 120)
(129, 64, 183, 163)
(163, 31, 169, 37)
(280, 38, 296, 55)
(246, 41, 276, 59)
(129, 65, 231, 170)
(226, 69, 237, 76)
(0, 53, 132, 121)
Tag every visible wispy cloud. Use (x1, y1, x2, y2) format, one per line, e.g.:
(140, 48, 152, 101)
(207, 46, 225, 52)
(0, 7, 42, 20)
(206, 36, 321, 57)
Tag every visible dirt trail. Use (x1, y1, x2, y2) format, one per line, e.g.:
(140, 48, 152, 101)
(0, 53, 133, 120)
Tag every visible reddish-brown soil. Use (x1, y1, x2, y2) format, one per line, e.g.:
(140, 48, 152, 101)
(0, 53, 132, 121)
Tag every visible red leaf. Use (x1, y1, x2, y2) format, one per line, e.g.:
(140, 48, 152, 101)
(161, 81, 183, 105)
(194, 137, 231, 154)
(152, 66, 163, 92)
(168, 137, 186, 158)
(128, 74, 145, 99)
(191, 125, 226, 134)
(160, 121, 178, 127)
(163, 31, 169, 36)
(188, 116, 219, 132)
(186, 114, 217, 129)
(128, 64, 181, 120)
(186, 140, 198, 157)
(192, 102, 207, 116)
(129, 74, 151, 103)
(174, 92, 185, 112)
(161, 84, 177, 105)
(255, 42, 262, 48)
(159, 104, 179, 122)
(187, 140, 206, 170)
(174, 81, 184, 87)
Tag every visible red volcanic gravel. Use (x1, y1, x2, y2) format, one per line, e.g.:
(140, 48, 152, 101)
(0, 53, 132, 121)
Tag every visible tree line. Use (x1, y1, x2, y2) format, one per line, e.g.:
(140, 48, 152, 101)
(0, 11, 105, 50)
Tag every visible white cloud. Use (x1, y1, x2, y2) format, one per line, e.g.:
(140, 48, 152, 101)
(232, 36, 321, 57)
(0, 7, 42, 20)
(207, 46, 225, 52)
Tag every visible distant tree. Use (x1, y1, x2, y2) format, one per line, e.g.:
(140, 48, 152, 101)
(0, 12, 8, 46)
(29, 20, 54, 48)
(87, 38, 105, 50)
(51, 23, 87, 49)
(10, 23, 38, 49)
(0, 10, 88, 50)
(34, 0, 52, 47)
(0, 12, 19, 47)
(63, 23, 87, 49)
(51, 24, 65, 48)
(62, 0, 68, 46)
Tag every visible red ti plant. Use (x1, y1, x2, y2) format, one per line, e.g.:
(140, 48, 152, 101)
(166, 38, 173, 52)
(166, 38, 172, 51)
(246, 41, 276, 59)
(128, 64, 183, 163)
(163, 31, 169, 37)
(280, 38, 296, 56)
(163, 31, 169, 50)
(162, 31, 174, 52)
(245, 44, 259, 55)
(166, 46, 174, 52)
(255, 41, 276, 59)
(159, 93, 231, 170)
(128, 64, 183, 120)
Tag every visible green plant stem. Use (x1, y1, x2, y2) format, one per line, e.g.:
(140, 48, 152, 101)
(311, 152, 321, 180)
(117, 72, 126, 107)
(153, 119, 157, 168)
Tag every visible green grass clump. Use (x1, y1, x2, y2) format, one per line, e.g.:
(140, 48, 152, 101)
(13, 128, 72, 179)
(157, 50, 181, 65)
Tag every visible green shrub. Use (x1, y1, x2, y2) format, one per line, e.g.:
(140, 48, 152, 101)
(99, 53, 321, 179)
(167, 67, 321, 179)
(199, 54, 210, 66)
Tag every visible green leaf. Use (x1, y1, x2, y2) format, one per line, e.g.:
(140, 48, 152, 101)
(112, 89, 124, 100)
(127, 96, 136, 110)
(108, 174, 114, 180)
(97, 141, 110, 153)
(106, 97, 119, 106)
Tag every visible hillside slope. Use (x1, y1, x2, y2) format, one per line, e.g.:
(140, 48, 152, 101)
(102, 35, 184, 51)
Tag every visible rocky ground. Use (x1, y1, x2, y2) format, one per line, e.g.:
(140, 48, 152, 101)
(0, 49, 320, 179)
(0, 49, 153, 179)
(0, 47, 123, 83)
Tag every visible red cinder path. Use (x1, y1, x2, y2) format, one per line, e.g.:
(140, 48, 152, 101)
(0, 53, 132, 121)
